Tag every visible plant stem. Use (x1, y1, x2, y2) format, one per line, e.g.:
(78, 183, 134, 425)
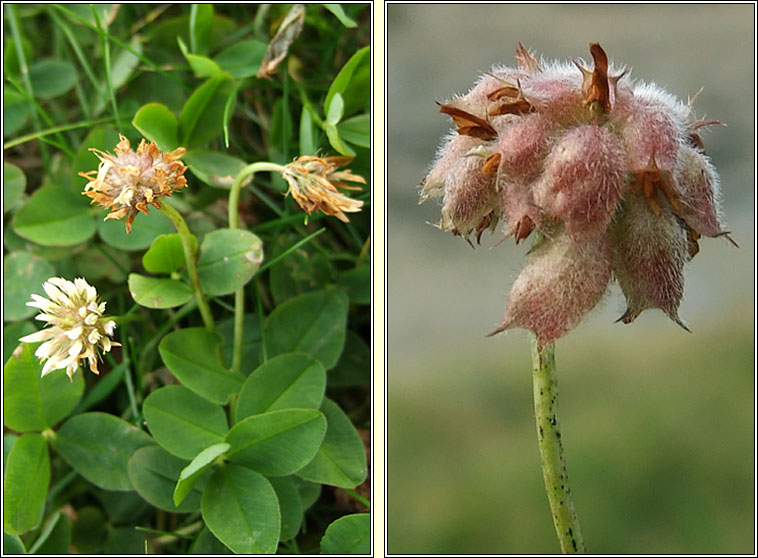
(228, 162, 285, 229)
(158, 202, 216, 333)
(228, 161, 284, 372)
(531, 335, 585, 554)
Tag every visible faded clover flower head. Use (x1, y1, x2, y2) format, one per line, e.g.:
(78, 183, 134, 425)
(282, 155, 366, 222)
(420, 42, 735, 351)
(19, 277, 120, 380)
(79, 134, 188, 233)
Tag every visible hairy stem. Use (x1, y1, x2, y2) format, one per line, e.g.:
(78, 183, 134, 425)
(228, 162, 284, 372)
(158, 202, 216, 333)
(531, 336, 585, 554)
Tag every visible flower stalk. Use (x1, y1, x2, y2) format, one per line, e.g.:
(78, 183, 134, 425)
(228, 162, 284, 372)
(531, 336, 585, 554)
(157, 202, 215, 333)
(226, 157, 364, 372)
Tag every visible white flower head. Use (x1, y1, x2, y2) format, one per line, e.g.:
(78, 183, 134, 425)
(19, 277, 120, 381)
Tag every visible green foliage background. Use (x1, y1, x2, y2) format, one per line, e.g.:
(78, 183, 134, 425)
(387, 3, 754, 554)
(4, 3, 370, 555)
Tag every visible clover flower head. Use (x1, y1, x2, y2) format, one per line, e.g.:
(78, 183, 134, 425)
(19, 277, 120, 380)
(282, 155, 366, 222)
(79, 134, 188, 233)
(421, 42, 735, 350)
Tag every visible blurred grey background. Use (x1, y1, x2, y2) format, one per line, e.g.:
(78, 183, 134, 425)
(387, 4, 755, 554)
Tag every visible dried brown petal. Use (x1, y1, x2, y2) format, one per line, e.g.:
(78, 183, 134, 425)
(515, 42, 542, 74)
(438, 103, 497, 140)
(580, 43, 611, 118)
(630, 152, 681, 216)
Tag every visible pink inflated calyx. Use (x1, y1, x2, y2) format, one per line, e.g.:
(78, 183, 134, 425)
(612, 192, 689, 329)
(421, 133, 482, 202)
(675, 144, 732, 241)
(533, 125, 626, 244)
(489, 233, 613, 352)
(440, 150, 500, 243)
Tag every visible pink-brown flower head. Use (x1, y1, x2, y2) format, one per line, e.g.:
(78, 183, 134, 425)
(422, 42, 731, 347)
(19, 277, 120, 380)
(79, 135, 187, 233)
(282, 155, 365, 223)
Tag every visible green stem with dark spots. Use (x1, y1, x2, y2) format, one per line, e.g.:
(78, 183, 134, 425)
(531, 335, 586, 554)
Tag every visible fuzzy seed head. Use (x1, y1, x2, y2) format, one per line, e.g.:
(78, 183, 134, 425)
(420, 42, 732, 348)
(79, 135, 188, 233)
